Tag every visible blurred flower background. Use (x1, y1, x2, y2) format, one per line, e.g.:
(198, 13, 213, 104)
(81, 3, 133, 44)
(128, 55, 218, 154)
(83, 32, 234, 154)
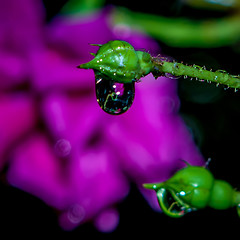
(0, 0, 240, 238)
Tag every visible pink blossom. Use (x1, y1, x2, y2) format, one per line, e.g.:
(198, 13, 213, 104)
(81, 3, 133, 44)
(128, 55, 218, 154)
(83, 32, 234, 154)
(0, 0, 204, 232)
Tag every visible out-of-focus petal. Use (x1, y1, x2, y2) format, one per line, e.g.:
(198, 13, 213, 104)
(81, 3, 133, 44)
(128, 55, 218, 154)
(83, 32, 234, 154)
(0, 0, 44, 89)
(41, 92, 103, 146)
(7, 134, 70, 209)
(0, 94, 36, 169)
(1, 2, 205, 231)
(93, 208, 120, 232)
(0, 51, 28, 89)
(30, 48, 95, 91)
(106, 74, 204, 183)
(0, 0, 44, 53)
(59, 145, 129, 230)
(47, 9, 114, 61)
(105, 74, 204, 209)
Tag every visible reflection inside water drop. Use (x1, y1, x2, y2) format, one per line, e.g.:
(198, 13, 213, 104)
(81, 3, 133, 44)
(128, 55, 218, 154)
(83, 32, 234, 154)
(95, 71, 135, 115)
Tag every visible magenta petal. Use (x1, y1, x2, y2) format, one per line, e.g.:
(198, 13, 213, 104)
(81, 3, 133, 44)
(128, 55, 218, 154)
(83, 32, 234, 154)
(41, 92, 103, 146)
(106, 74, 204, 183)
(0, 0, 44, 89)
(59, 146, 129, 230)
(0, 51, 28, 89)
(94, 208, 120, 233)
(0, 94, 36, 169)
(7, 134, 70, 209)
(30, 49, 95, 91)
(0, 0, 44, 53)
(47, 10, 114, 61)
(104, 75, 204, 210)
(0, 1, 207, 230)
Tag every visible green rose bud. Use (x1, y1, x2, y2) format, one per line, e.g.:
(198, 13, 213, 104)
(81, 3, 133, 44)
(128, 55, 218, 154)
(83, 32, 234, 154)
(78, 40, 153, 83)
(208, 180, 234, 210)
(165, 166, 214, 209)
(144, 164, 239, 218)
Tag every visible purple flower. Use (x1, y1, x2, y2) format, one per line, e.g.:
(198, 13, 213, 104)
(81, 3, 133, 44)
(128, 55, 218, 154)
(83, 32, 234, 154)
(1, 0, 204, 232)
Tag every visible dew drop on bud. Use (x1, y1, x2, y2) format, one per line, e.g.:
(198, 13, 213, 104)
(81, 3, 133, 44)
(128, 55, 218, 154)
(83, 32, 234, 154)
(95, 72, 135, 115)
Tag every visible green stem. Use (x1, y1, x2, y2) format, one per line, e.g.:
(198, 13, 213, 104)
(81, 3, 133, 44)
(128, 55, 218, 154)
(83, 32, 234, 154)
(152, 58, 240, 89)
(143, 182, 164, 190)
(113, 8, 240, 48)
(61, 0, 105, 15)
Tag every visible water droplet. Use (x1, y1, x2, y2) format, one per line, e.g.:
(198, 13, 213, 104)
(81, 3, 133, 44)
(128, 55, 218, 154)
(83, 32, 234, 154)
(179, 191, 186, 196)
(95, 72, 135, 115)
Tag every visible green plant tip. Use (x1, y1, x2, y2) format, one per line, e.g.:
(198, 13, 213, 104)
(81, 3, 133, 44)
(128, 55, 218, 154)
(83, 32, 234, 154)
(78, 40, 154, 83)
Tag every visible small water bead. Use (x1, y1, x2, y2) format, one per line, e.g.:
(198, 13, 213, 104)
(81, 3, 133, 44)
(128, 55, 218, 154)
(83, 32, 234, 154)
(95, 72, 135, 115)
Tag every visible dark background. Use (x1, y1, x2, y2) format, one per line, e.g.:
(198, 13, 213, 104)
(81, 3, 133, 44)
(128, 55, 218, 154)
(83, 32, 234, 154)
(1, 0, 240, 237)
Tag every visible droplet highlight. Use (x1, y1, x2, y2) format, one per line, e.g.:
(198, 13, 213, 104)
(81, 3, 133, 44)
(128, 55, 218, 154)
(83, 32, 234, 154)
(95, 72, 135, 115)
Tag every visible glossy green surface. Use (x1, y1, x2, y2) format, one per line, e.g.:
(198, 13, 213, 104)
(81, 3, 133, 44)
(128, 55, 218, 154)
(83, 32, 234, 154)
(166, 166, 214, 208)
(144, 165, 239, 217)
(208, 180, 234, 209)
(78, 40, 153, 83)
